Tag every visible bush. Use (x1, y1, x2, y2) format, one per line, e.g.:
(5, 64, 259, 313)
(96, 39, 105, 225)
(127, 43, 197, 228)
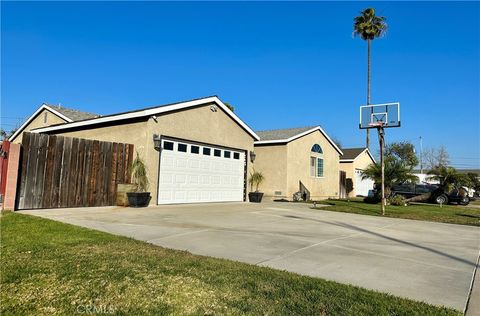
(364, 194, 381, 204)
(388, 195, 406, 206)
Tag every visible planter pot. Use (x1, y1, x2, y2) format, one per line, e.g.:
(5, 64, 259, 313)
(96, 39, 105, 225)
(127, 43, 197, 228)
(127, 192, 151, 208)
(248, 192, 264, 203)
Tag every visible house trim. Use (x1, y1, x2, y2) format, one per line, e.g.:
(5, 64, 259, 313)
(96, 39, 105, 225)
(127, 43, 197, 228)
(339, 148, 376, 164)
(254, 126, 343, 155)
(8, 104, 73, 142)
(30, 96, 260, 141)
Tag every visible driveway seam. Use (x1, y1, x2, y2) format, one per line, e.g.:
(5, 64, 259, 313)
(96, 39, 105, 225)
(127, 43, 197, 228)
(255, 223, 398, 265)
(323, 243, 471, 273)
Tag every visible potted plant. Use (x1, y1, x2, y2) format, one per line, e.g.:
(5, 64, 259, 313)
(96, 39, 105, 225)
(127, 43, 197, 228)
(127, 152, 151, 207)
(248, 169, 265, 203)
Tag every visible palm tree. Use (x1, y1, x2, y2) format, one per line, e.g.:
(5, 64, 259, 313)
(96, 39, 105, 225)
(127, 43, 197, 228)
(361, 157, 417, 200)
(353, 8, 388, 149)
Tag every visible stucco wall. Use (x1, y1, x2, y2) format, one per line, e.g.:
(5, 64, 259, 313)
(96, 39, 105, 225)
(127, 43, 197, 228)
(44, 103, 255, 205)
(11, 109, 67, 144)
(145, 104, 255, 204)
(339, 150, 375, 197)
(252, 145, 287, 199)
(286, 131, 340, 200)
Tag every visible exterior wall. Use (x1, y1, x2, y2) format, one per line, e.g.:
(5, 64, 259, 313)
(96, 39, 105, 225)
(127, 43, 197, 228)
(339, 150, 375, 197)
(252, 144, 288, 199)
(11, 109, 67, 144)
(146, 104, 255, 204)
(44, 104, 255, 205)
(286, 131, 340, 200)
(340, 162, 355, 183)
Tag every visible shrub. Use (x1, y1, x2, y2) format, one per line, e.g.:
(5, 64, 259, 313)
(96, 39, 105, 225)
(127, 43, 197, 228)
(364, 194, 381, 204)
(346, 178, 354, 195)
(388, 195, 406, 206)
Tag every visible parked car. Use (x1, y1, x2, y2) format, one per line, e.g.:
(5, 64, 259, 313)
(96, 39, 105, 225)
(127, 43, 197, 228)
(390, 183, 470, 205)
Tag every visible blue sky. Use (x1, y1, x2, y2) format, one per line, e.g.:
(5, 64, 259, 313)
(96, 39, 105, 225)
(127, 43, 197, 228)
(2, 1, 479, 169)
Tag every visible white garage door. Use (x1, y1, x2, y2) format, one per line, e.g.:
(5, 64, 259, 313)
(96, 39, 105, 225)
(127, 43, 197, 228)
(157, 139, 246, 204)
(355, 169, 374, 197)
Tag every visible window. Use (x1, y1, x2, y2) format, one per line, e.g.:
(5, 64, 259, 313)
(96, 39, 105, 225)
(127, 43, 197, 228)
(191, 145, 200, 154)
(310, 157, 316, 177)
(178, 143, 187, 152)
(311, 144, 323, 153)
(310, 157, 324, 177)
(203, 147, 211, 155)
(214, 149, 221, 157)
(163, 141, 174, 151)
(317, 158, 324, 177)
(310, 143, 324, 177)
(233, 152, 240, 160)
(224, 151, 231, 158)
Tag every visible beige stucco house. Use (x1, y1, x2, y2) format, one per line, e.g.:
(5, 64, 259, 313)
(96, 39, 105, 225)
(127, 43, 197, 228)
(339, 148, 376, 197)
(253, 126, 343, 201)
(19, 96, 259, 205)
(9, 103, 99, 144)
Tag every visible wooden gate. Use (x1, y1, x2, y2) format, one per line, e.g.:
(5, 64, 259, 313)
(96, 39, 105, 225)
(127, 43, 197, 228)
(18, 132, 134, 210)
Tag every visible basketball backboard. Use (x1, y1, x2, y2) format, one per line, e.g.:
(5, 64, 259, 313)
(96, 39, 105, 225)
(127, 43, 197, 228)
(359, 103, 400, 129)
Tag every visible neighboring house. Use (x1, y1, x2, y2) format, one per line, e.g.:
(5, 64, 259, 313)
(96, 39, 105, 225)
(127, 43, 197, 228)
(9, 103, 99, 144)
(339, 148, 375, 197)
(29, 96, 259, 205)
(253, 126, 343, 201)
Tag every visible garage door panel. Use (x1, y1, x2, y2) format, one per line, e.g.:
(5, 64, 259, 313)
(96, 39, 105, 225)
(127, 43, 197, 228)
(158, 139, 245, 204)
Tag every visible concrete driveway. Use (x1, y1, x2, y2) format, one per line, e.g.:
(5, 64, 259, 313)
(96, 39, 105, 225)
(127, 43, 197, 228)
(21, 202, 479, 311)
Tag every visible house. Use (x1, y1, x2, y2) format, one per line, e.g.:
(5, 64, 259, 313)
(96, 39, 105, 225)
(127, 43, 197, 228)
(253, 126, 343, 201)
(9, 103, 99, 144)
(339, 148, 375, 197)
(22, 96, 259, 206)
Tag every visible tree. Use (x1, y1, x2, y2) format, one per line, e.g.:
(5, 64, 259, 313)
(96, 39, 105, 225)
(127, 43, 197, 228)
(0, 128, 17, 140)
(353, 8, 388, 149)
(361, 141, 418, 199)
(361, 157, 418, 197)
(423, 146, 450, 171)
(224, 102, 235, 112)
(466, 173, 480, 192)
(385, 141, 419, 169)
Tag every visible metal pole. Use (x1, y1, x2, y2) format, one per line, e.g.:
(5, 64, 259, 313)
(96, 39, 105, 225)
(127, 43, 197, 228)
(379, 127, 385, 215)
(419, 136, 423, 174)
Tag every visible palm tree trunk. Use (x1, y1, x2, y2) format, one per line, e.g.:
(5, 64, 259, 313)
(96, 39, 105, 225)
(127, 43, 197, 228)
(366, 39, 371, 149)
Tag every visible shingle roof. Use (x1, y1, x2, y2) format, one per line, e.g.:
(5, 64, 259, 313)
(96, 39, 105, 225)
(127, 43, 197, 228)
(46, 104, 99, 121)
(340, 148, 367, 160)
(255, 126, 318, 141)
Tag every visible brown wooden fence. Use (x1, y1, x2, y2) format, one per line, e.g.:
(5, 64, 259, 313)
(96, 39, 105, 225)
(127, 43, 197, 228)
(18, 132, 134, 210)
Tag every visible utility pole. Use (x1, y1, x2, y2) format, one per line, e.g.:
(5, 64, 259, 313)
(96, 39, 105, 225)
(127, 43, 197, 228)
(379, 127, 385, 215)
(419, 136, 423, 174)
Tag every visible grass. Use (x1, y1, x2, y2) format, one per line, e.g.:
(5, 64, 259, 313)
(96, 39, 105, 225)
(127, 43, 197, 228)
(314, 199, 480, 226)
(0, 213, 460, 315)
(470, 199, 480, 206)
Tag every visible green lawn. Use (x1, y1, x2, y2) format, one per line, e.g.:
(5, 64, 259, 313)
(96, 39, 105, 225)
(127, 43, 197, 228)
(314, 199, 480, 226)
(1, 213, 459, 315)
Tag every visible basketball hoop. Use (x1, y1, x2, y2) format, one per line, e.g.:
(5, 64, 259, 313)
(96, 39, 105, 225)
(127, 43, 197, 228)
(368, 121, 385, 128)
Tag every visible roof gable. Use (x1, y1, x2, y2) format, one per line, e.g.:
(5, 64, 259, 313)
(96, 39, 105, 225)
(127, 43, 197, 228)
(30, 96, 260, 141)
(340, 147, 376, 163)
(46, 104, 99, 121)
(254, 126, 343, 155)
(8, 104, 99, 142)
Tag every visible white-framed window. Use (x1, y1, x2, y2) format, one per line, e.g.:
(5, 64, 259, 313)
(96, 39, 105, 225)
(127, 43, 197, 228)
(310, 144, 324, 177)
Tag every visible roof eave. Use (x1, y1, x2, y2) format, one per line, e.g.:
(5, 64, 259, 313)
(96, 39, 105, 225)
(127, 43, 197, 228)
(254, 126, 343, 155)
(8, 104, 73, 142)
(31, 96, 260, 141)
